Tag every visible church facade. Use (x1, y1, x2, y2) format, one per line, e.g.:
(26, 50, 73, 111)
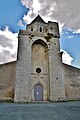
(0, 15, 80, 102)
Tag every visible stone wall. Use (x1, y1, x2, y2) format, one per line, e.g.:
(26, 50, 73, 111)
(63, 63, 80, 100)
(14, 34, 32, 102)
(0, 62, 16, 101)
(49, 37, 65, 101)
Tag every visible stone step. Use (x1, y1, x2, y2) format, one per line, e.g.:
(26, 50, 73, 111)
(32, 101, 50, 103)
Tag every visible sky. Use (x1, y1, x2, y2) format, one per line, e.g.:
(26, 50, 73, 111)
(0, 0, 80, 68)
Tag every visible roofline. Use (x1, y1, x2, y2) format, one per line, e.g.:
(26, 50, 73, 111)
(0, 60, 16, 66)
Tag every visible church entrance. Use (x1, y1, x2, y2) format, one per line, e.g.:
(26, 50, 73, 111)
(34, 84, 43, 101)
(31, 39, 49, 101)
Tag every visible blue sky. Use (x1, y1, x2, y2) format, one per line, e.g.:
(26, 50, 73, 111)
(0, 0, 28, 32)
(0, 0, 80, 68)
(60, 29, 80, 68)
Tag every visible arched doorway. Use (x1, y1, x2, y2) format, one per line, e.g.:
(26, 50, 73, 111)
(34, 84, 43, 101)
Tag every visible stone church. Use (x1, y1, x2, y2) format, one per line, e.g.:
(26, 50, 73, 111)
(0, 15, 80, 102)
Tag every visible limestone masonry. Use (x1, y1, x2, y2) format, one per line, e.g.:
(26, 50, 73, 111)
(0, 15, 80, 102)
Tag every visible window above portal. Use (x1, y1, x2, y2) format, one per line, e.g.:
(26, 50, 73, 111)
(36, 68, 41, 73)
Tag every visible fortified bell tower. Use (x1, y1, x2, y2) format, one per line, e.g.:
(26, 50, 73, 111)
(14, 15, 65, 102)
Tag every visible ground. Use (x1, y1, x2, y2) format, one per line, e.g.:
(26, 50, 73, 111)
(0, 101, 80, 120)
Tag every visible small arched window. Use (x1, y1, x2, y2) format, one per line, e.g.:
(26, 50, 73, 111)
(31, 27, 33, 31)
(40, 27, 42, 32)
(45, 29, 47, 32)
(50, 27, 53, 30)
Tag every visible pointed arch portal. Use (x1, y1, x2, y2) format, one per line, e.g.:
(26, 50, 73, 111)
(34, 84, 43, 101)
(31, 39, 49, 101)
